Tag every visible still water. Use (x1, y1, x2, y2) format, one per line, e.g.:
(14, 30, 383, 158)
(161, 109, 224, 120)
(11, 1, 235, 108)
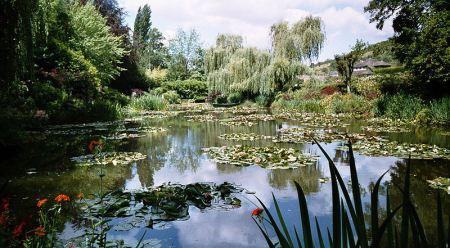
(1, 109, 449, 247)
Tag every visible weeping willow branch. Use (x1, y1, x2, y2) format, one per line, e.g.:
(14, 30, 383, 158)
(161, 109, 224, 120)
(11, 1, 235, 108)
(205, 16, 324, 96)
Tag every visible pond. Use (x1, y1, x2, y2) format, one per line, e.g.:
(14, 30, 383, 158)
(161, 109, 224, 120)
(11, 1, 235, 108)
(1, 105, 450, 247)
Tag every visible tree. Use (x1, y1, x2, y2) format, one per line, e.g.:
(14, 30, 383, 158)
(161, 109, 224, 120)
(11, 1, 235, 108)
(132, 4, 167, 70)
(205, 16, 325, 97)
(365, 0, 450, 97)
(167, 29, 203, 80)
(335, 39, 366, 93)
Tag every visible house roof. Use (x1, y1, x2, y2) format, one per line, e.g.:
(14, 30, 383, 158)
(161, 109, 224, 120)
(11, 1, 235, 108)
(355, 58, 391, 68)
(353, 68, 373, 76)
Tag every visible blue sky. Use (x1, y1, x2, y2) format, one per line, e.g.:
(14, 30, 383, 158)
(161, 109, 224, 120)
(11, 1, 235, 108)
(117, 0, 393, 62)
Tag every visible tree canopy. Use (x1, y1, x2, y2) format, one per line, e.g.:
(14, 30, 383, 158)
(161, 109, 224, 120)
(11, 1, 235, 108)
(365, 0, 450, 97)
(205, 16, 325, 96)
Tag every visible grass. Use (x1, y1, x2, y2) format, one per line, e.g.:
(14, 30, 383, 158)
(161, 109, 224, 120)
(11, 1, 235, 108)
(253, 140, 449, 247)
(124, 93, 168, 116)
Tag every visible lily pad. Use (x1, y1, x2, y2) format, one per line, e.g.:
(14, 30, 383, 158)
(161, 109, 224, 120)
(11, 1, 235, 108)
(71, 152, 147, 167)
(427, 177, 450, 194)
(362, 118, 411, 133)
(185, 114, 217, 122)
(203, 145, 319, 169)
(219, 120, 256, 127)
(218, 133, 272, 141)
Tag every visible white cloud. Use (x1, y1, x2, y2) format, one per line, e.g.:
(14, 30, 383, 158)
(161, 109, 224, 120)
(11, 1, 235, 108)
(117, 0, 393, 61)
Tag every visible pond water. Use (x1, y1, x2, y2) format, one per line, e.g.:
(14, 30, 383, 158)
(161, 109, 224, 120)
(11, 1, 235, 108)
(1, 107, 449, 247)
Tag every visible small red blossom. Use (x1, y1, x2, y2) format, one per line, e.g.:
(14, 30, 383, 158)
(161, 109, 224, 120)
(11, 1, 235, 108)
(1, 198, 9, 211)
(251, 208, 264, 216)
(12, 220, 27, 238)
(88, 140, 103, 153)
(37, 198, 48, 208)
(35, 226, 46, 237)
(77, 193, 84, 199)
(55, 194, 70, 203)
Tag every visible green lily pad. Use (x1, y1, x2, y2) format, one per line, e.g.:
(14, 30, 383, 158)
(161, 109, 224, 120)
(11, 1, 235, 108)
(427, 177, 450, 194)
(362, 118, 411, 133)
(71, 152, 147, 167)
(203, 145, 319, 169)
(185, 114, 217, 122)
(219, 120, 256, 127)
(218, 133, 272, 141)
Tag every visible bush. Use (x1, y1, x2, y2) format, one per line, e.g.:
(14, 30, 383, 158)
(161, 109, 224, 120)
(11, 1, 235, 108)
(149, 87, 167, 96)
(255, 95, 272, 107)
(375, 94, 424, 120)
(353, 76, 381, 100)
(128, 94, 168, 112)
(321, 93, 371, 114)
(377, 73, 414, 95)
(162, 91, 181, 104)
(215, 95, 228, 104)
(160, 80, 207, 99)
(227, 92, 242, 103)
(146, 68, 168, 86)
(415, 108, 432, 124)
(374, 66, 406, 75)
(429, 97, 450, 124)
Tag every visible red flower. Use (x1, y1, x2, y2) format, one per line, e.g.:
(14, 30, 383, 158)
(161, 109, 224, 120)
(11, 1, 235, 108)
(35, 226, 46, 237)
(55, 194, 70, 203)
(1, 198, 9, 212)
(37, 198, 48, 208)
(12, 220, 27, 238)
(88, 140, 103, 153)
(251, 208, 264, 216)
(77, 193, 84, 199)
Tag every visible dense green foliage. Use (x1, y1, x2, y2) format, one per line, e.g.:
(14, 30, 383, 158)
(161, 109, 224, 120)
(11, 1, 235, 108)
(127, 94, 167, 112)
(132, 4, 167, 70)
(365, 0, 450, 97)
(160, 80, 208, 99)
(205, 16, 324, 99)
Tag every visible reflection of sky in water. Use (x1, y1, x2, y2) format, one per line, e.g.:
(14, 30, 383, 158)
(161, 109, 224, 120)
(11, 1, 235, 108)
(102, 121, 403, 247)
(7, 117, 446, 247)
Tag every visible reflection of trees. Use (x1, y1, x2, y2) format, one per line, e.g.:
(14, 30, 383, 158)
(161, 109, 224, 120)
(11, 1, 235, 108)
(268, 164, 322, 193)
(375, 159, 450, 246)
(333, 148, 350, 164)
(216, 163, 244, 174)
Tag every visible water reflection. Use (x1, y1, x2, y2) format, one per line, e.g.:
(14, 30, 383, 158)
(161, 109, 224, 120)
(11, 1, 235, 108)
(1, 112, 449, 247)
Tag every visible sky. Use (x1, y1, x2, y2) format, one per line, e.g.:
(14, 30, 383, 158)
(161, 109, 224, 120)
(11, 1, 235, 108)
(117, 0, 393, 62)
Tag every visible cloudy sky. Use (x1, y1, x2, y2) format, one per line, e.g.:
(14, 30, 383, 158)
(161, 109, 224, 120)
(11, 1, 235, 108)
(117, 0, 393, 62)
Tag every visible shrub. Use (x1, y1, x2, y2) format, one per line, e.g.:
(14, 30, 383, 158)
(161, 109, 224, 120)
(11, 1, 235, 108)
(374, 66, 406, 75)
(149, 87, 167, 96)
(128, 94, 168, 112)
(227, 92, 242, 103)
(429, 97, 450, 124)
(215, 95, 228, 104)
(375, 94, 424, 120)
(162, 91, 181, 104)
(353, 76, 381, 100)
(146, 68, 168, 86)
(377, 73, 414, 95)
(161, 80, 207, 99)
(321, 93, 371, 114)
(255, 95, 272, 107)
(415, 108, 432, 124)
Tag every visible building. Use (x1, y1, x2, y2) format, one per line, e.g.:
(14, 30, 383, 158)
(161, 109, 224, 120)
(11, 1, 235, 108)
(353, 58, 391, 77)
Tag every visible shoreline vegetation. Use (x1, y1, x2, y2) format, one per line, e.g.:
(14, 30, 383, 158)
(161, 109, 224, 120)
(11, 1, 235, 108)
(1, 0, 449, 246)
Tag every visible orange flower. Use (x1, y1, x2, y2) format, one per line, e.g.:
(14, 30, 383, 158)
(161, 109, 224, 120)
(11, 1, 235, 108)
(35, 226, 46, 237)
(12, 220, 27, 238)
(54, 194, 70, 203)
(88, 140, 103, 153)
(251, 208, 264, 216)
(37, 198, 48, 208)
(77, 193, 84, 199)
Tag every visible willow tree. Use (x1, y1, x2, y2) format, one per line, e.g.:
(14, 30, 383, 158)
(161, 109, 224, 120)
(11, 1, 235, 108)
(205, 16, 325, 96)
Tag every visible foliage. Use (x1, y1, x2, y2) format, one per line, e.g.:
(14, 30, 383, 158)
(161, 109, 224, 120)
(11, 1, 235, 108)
(353, 76, 381, 99)
(334, 39, 367, 92)
(127, 93, 168, 112)
(255, 95, 272, 107)
(375, 94, 424, 120)
(146, 68, 168, 85)
(167, 29, 204, 80)
(160, 80, 208, 99)
(227, 92, 243, 104)
(69, 2, 126, 82)
(429, 97, 450, 125)
(132, 4, 167, 70)
(162, 90, 181, 104)
(321, 93, 372, 114)
(205, 16, 324, 97)
(254, 141, 449, 247)
(365, 0, 450, 97)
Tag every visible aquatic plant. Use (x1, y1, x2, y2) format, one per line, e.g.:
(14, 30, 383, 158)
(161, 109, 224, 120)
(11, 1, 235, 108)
(203, 145, 319, 169)
(253, 140, 450, 247)
(71, 152, 147, 167)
